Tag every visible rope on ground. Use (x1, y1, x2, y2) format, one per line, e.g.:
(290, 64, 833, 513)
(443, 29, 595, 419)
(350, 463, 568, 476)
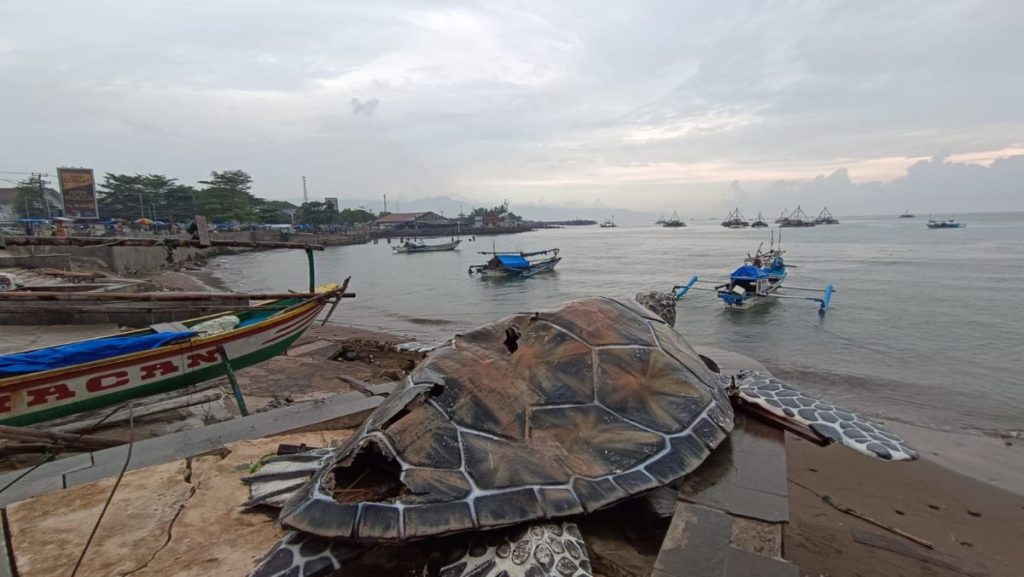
(788, 478, 934, 549)
(70, 408, 135, 577)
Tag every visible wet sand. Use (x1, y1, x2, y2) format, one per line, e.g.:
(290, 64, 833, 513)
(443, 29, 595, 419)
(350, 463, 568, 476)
(787, 434, 1024, 577)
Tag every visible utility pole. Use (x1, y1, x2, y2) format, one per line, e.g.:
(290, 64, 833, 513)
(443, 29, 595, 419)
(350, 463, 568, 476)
(302, 176, 308, 204)
(36, 173, 52, 219)
(383, 194, 387, 214)
(139, 193, 144, 218)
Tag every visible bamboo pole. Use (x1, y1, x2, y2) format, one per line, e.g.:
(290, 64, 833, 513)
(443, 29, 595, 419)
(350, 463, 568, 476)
(1, 235, 325, 251)
(0, 424, 123, 450)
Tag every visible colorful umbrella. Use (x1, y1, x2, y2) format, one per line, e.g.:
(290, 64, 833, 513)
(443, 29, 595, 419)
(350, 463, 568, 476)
(134, 218, 154, 225)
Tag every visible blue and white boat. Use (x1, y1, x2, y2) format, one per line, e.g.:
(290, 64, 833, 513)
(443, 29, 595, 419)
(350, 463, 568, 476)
(674, 236, 834, 314)
(468, 248, 561, 278)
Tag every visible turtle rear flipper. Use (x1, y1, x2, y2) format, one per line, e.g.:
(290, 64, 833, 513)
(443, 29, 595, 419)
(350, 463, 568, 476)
(440, 522, 593, 577)
(250, 531, 368, 577)
(733, 372, 918, 461)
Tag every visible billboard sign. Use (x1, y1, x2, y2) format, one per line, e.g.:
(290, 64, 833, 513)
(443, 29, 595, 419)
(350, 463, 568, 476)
(57, 167, 99, 219)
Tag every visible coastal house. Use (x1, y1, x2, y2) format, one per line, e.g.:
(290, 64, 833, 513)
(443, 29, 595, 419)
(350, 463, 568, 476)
(372, 211, 450, 231)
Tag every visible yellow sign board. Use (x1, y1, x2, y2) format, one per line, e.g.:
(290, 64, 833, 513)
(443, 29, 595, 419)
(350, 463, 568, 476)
(57, 168, 98, 219)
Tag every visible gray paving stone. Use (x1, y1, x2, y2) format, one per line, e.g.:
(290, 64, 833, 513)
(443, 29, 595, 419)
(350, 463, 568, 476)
(2, 391, 384, 504)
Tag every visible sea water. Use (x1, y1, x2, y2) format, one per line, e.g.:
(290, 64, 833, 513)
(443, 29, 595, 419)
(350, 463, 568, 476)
(208, 212, 1024, 435)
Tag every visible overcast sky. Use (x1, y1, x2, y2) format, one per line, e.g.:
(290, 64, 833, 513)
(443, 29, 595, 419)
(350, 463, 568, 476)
(2, 1, 1022, 216)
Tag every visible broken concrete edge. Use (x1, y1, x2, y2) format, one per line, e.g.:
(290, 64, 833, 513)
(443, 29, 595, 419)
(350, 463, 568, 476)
(0, 385, 396, 509)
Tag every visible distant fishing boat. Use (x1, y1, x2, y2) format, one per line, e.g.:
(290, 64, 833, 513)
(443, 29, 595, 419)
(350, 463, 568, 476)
(393, 239, 461, 253)
(469, 248, 561, 278)
(674, 233, 834, 314)
(750, 212, 769, 228)
(655, 214, 666, 225)
(663, 211, 686, 228)
(600, 217, 617, 228)
(899, 210, 916, 219)
(0, 284, 350, 425)
(778, 206, 816, 227)
(927, 217, 965, 229)
(721, 208, 750, 229)
(814, 207, 839, 225)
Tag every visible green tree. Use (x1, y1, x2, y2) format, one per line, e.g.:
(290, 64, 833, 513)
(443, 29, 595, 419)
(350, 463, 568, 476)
(98, 173, 192, 221)
(159, 183, 197, 223)
(296, 201, 340, 225)
(14, 174, 50, 218)
(195, 170, 255, 222)
(253, 199, 296, 223)
(98, 173, 145, 219)
(338, 208, 376, 225)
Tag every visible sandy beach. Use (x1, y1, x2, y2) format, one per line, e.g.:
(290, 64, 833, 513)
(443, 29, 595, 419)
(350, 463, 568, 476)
(2, 265, 1021, 577)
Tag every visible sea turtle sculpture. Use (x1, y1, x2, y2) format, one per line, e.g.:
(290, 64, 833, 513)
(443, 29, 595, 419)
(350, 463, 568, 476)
(244, 294, 915, 577)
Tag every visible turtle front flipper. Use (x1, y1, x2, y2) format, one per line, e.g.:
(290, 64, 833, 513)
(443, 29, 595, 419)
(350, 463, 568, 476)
(733, 372, 918, 461)
(440, 522, 593, 577)
(242, 448, 335, 508)
(249, 531, 368, 577)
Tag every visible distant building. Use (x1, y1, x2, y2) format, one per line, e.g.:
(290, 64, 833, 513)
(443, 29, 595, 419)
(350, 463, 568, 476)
(0, 187, 63, 221)
(372, 211, 451, 231)
(324, 197, 339, 212)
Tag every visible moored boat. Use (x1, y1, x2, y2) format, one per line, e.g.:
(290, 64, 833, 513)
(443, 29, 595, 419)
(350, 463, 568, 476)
(663, 211, 686, 228)
(750, 212, 769, 228)
(468, 249, 561, 278)
(927, 217, 965, 229)
(778, 206, 816, 227)
(899, 210, 916, 218)
(814, 207, 839, 225)
(721, 208, 750, 228)
(0, 284, 351, 426)
(393, 239, 462, 253)
(600, 217, 617, 228)
(674, 234, 834, 314)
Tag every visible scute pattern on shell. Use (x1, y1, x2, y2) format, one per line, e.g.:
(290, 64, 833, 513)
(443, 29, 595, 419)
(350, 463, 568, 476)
(271, 297, 733, 542)
(734, 372, 918, 461)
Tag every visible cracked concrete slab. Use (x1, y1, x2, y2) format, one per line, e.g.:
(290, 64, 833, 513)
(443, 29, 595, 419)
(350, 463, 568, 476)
(4, 431, 350, 577)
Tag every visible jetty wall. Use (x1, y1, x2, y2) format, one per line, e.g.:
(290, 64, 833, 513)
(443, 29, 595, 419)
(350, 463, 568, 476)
(1, 244, 209, 275)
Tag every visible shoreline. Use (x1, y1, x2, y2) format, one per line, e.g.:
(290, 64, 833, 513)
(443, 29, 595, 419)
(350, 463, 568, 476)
(170, 261, 1024, 496)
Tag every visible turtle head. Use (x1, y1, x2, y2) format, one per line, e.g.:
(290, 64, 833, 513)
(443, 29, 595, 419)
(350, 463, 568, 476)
(635, 291, 677, 327)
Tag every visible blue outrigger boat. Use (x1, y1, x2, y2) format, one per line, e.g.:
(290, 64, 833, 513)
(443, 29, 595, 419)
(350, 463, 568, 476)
(674, 235, 834, 314)
(468, 248, 561, 278)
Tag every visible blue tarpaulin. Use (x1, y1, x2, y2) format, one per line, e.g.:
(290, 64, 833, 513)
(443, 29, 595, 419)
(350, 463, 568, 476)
(0, 332, 196, 376)
(730, 264, 768, 281)
(496, 254, 530, 269)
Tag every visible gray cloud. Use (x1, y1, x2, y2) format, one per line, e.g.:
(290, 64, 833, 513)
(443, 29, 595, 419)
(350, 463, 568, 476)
(1, 1, 1022, 215)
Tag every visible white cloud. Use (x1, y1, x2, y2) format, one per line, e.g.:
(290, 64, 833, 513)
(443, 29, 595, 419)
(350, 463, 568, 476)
(0, 1, 1022, 214)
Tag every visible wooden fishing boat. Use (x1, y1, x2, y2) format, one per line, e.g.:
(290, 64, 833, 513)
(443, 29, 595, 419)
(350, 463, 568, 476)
(0, 283, 351, 426)
(927, 217, 965, 229)
(750, 212, 769, 228)
(393, 239, 462, 253)
(468, 249, 561, 278)
(814, 207, 840, 225)
(899, 210, 916, 219)
(778, 206, 816, 227)
(663, 211, 686, 228)
(600, 217, 617, 228)
(674, 235, 834, 314)
(721, 208, 750, 228)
